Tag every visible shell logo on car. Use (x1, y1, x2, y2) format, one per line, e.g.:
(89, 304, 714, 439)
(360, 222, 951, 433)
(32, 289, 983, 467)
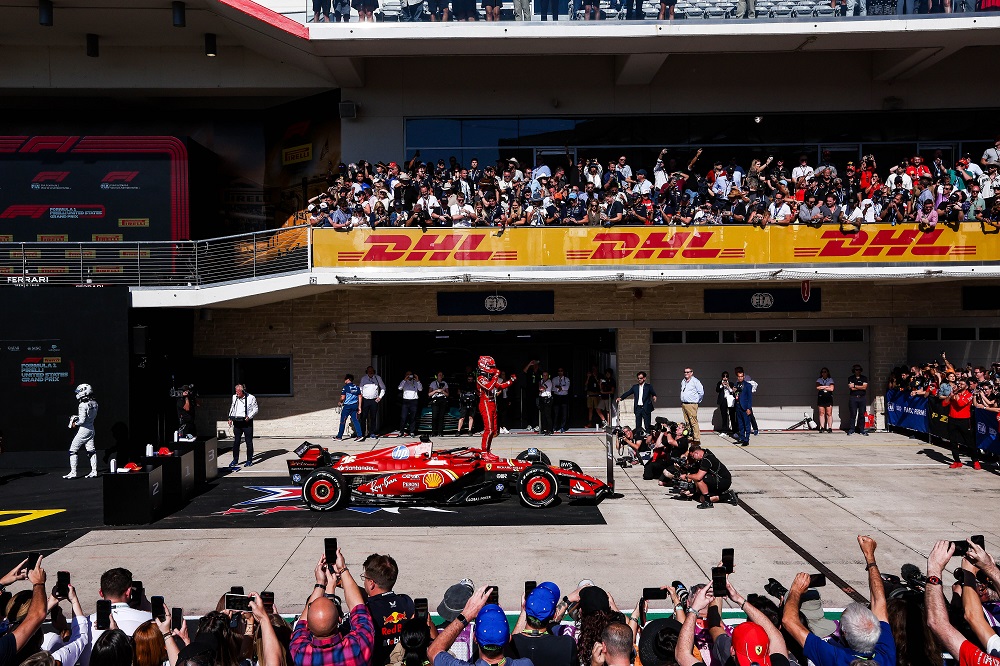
(423, 471, 444, 489)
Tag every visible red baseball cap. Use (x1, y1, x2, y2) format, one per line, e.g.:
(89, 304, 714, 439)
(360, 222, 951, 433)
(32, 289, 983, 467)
(732, 622, 771, 666)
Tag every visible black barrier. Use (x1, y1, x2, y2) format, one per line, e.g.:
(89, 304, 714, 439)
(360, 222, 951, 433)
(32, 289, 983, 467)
(885, 389, 1000, 453)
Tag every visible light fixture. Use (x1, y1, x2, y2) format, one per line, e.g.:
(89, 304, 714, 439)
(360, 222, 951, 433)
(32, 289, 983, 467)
(39, 0, 53, 26)
(86, 33, 99, 58)
(204, 33, 217, 56)
(172, 1, 186, 27)
(753, 115, 763, 124)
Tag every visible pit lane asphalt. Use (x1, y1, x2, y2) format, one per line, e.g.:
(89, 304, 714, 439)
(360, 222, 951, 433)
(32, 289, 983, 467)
(3, 429, 994, 616)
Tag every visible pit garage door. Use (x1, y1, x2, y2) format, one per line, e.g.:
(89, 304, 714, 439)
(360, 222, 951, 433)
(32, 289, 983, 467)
(649, 327, 869, 431)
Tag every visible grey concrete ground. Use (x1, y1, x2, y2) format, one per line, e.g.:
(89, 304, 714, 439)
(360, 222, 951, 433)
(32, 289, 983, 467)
(29, 429, 999, 617)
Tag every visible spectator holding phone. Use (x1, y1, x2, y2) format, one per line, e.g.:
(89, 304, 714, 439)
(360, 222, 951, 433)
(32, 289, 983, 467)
(42, 582, 91, 666)
(511, 584, 577, 666)
(428, 587, 532, 666)
(290, 549, 373, 666)
(0, 556, 47, 666)
(80, 568, 152, 666)
(362, 554, 414, 666)
(783, 536, 894, 666)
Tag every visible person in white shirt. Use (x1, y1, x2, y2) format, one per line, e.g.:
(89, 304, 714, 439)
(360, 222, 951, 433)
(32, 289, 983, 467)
(450, 195, 476, 228)
(538, 371, 555, 436)
(552, 368, 571, 433)
(398, 372, 423, 437)
(847, 198, 877, 230)
(428, 372, 450, 437)
(632, 170, 654, 199)
(228, 384, 259, 469)
(359, 367, 386, 440)
(981, 138, 1000, 168)
(79, 568, 152, 666)
(765, 193, 792, 226)
(792, 156, 814, 185)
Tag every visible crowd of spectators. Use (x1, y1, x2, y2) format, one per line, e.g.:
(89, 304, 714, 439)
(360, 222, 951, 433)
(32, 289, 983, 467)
(887, 354, 1000, 470)
(303, 141, 1000, 233)
(309, 0, 1000, 23)
(6, 534, 1000, 666)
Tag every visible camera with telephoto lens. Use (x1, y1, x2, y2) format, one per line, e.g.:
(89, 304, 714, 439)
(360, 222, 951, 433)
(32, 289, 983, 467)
(674, 479, 697, 494)
(764, 578, 788, 599)
(169, 384, 196, 398)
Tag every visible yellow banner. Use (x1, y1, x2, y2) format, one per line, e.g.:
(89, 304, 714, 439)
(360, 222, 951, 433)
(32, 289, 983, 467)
(313, 224, 995, 268)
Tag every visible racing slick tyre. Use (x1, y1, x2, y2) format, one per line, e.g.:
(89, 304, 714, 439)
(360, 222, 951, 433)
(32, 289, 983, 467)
(516, 448, 552, 466)
(302, 468, 346, 511)
(519, 465, 559, 508)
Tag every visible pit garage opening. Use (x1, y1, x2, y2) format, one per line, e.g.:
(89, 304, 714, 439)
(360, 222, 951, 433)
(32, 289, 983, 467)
(370, 328, 616, 434)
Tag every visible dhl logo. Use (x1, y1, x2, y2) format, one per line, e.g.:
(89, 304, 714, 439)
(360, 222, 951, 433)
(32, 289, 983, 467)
(340, 233, 518, 263)
(793, 229, 975, 258)
(567, 231, 745, 261)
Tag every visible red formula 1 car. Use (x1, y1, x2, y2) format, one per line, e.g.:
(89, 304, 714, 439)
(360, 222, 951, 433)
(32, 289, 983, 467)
(287, 438, 612, 511)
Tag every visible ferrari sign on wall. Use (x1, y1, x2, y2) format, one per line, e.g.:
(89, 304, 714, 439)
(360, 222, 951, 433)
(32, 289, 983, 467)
(313, 224, 989, 268)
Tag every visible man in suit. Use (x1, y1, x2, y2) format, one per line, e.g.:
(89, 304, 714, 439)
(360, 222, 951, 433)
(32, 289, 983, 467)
(618, 371, 657, 432)
(734, 366, 754, 446)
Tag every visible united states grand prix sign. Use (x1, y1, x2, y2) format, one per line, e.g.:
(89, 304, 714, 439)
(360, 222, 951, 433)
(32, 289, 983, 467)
(313, 224, 987, 268)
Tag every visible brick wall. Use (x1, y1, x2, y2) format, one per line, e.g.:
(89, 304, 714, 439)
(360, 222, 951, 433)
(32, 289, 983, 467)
(192, 280, 998, 436)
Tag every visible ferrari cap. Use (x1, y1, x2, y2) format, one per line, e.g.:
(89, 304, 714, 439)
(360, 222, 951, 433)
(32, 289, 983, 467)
(732, 621, 771, 666)
(474, 604, 509, 648)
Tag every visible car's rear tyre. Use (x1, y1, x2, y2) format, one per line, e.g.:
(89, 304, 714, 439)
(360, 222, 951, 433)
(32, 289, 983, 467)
(302, 468, 346, 511)
(516, 448, 552, 466)
(519, 465, 559, 508)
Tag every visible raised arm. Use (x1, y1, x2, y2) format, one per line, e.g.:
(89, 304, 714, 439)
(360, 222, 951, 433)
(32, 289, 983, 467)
(728, 581, 787, 657)
(926, 540, 966, 658)
(676, 583, 712, 666)
(858, 536, 887, 622)
(781, 573, 811, 648)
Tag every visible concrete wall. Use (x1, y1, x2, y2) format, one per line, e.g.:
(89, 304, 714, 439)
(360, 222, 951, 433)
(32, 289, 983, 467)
(192, 279, 1000, 436)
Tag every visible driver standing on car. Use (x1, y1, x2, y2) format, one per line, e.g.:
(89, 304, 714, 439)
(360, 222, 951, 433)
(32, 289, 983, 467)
(477, 356, 515, 457)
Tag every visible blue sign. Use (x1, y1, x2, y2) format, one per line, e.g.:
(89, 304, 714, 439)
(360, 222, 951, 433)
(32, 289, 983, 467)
(885, 390, 930, 432)
(975, 410, 1000, 454)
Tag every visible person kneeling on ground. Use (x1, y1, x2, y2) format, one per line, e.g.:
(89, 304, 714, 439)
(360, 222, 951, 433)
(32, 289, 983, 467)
(675, 445, 736, 509)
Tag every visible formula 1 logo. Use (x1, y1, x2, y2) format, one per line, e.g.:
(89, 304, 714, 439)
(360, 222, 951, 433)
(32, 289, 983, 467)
(340, 233, 518, 263)
(793, 229, 974, 258)
(566, 231, 745, 262)
(30, 171, 71, 190)
(101, 171, 140, 190)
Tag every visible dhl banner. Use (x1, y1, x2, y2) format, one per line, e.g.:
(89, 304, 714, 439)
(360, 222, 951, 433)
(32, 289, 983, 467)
(313, 223, 995, 268)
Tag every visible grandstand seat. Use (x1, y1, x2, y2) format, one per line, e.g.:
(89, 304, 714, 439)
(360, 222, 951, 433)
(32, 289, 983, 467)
(686, 7, 708, 16)
(814, 4, 836, 13)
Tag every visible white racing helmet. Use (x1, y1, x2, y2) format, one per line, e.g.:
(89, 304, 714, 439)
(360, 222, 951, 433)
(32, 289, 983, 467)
(74, 383, 94, 400)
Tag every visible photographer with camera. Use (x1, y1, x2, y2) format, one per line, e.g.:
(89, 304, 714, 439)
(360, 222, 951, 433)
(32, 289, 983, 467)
(175, 384, 198, 443)
(677, 445, 735, 509)
(227, 384, 259, 469)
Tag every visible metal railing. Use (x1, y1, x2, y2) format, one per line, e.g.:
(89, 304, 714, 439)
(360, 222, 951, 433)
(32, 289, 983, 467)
(0, 226, 311, 288)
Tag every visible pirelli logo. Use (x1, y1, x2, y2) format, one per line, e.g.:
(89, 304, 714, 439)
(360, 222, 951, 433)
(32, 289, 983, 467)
(0, 235, 12, 242)
(38, 266, 69, 274)
(119, 249, 151, 258)
(65, 250, 97, 259)
(118, 218, 149, 228)
(37, 234, 68, 242)
(94, 265, 124, 274)
(92, 234, 123, 242)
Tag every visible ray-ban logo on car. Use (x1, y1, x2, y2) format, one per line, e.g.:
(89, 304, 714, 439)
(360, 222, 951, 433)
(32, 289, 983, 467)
(751, 293, 774, 309)
(484, 295, 508, 312)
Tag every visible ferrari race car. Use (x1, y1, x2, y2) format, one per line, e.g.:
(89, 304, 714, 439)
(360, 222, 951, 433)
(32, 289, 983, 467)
(287, 438, 612, 511)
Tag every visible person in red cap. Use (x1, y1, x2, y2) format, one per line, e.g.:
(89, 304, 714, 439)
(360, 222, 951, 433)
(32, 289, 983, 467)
(676, 577, 788, 666)
(475, 355, 514, 456)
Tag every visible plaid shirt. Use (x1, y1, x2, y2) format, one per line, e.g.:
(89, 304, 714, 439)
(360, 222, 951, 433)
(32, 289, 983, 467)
(291, 604, 375, 666)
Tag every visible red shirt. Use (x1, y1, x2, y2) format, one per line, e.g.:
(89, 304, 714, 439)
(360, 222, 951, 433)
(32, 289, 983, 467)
(960, 640, 1000, 666)
(946, 390, 974, 419)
